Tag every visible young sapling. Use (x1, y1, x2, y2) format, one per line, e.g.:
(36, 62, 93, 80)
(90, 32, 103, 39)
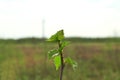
(47, 29, 77, 80)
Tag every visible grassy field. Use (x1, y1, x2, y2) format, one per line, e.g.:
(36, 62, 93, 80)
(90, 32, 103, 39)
(0, 39, 120, 80)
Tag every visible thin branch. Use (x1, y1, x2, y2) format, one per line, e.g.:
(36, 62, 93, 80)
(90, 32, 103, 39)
(58, 40, 64, 80)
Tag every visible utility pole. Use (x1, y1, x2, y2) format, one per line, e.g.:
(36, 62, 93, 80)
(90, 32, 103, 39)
(42, 18, 45, 39)
(41, 18, 47, 71)
(113, 29, 117, 37)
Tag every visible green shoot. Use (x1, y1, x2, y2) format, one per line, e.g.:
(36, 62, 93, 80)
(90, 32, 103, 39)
(47, 29, 77, 80)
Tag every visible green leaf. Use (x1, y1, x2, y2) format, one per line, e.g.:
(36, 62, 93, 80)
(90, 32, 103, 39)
(58, 41, 70, 53)
(47, 29, 64, 41)
(47, 33, 58, 41)
(57, 29, 64, 40)
(65, 57, 77, 70)
(53, 55, 61, 70)
(48, 49, 59, 59)
(61, 41, 70, 49)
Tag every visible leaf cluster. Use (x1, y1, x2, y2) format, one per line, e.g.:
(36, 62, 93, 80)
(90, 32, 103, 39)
(47, 29, 77, 70)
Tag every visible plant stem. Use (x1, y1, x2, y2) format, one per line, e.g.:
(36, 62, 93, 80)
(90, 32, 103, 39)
(58, 40, 64, 80)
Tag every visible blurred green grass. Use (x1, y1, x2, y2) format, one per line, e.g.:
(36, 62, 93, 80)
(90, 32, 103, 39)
(0, 38, 120, 80)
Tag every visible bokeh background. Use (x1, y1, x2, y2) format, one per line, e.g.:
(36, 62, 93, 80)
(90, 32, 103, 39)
(0, 0, 120, 80)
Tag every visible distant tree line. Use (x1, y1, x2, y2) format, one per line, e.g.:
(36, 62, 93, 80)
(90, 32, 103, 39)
(0, 37, 120, 44)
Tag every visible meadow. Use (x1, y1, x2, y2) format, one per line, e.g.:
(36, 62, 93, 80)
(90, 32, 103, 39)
(0, 38, 120, 80)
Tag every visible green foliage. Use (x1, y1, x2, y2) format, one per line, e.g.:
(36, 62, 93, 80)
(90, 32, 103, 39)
(47, 29, 77, 70)
(60, 41, 70, 50)
(54, 55, 61, 70)
(47, 30, 64, 41)
(47, 29, 77, 80)
(65, 57, 78, 70)
(48, 49, 59, 59)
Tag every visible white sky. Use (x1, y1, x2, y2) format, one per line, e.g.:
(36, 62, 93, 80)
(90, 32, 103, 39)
(0, 0, 120, 39)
